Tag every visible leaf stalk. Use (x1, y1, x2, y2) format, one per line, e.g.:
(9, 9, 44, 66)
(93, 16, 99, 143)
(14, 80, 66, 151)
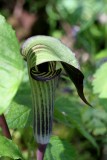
(0, 114, 11, 139)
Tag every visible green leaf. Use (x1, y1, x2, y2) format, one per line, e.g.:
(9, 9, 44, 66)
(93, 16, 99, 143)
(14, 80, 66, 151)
(5, 102, 32, 129)
(0, 135, 23, 159)
(95, 49, 107, 60)
(54, 97, 98, 149)
(92, 62, 107, 98)
(82, 107, 107, 136)
(14, 67, 32, 107)
(99, 99, 107, 112)
(0, 14, 23, 114)
(44, 136, 77, 160)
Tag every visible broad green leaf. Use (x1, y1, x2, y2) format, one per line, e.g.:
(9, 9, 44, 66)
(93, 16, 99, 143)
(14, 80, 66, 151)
(92, 62, 107, 98)
(5, 102, 32, 129)
(0, 15, 23, 114)
(0, 135, 23, 159)
(54, 97, 98, 149)
(44, 136, 77, 160)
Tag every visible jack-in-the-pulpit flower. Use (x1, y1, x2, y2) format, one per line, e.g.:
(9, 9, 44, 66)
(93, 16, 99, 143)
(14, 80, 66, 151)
(21, 36, 91, 160)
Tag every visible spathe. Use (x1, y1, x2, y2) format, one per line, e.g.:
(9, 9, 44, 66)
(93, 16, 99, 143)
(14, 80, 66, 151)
(21, 35, 91, 160)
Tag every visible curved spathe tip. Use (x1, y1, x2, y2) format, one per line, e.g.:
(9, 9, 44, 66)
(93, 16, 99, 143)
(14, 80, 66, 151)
(62, 62, 92, 107)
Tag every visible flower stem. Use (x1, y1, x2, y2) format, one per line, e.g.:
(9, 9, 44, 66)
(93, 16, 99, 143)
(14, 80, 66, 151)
(36, 144, 47, 160)
(0, 114, 11, 139)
